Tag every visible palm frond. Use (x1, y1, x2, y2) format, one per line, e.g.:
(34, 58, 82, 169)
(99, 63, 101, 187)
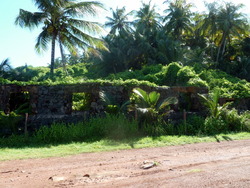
(133, 88, 148, 102)
(99, 91, 115, 105)
(35, 29, 51, 53)
(15, 9, 46, 29)
(158, 97, 178, 110)
(148, 91, 160, 107)
(65, 1, 104, 17)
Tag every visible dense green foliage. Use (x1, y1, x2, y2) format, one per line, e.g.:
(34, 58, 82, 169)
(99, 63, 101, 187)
(2, 61, 250, 98)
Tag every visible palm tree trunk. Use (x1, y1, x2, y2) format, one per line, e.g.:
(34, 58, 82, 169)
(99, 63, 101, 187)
(50, 34, 56, 77)
(59, 40, 68, 75)
(216, 33, 226, 63)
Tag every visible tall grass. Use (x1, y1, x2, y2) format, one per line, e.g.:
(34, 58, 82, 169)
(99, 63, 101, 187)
(0, 111, 249, 148)
(0, 114, 140, 147)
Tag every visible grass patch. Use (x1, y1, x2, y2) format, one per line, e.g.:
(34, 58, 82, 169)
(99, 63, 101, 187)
(0, 132, 249, 161)
(188, 169, 203, 173)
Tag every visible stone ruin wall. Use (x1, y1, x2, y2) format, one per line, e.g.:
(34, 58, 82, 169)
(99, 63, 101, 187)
(0, 84, 211, 128)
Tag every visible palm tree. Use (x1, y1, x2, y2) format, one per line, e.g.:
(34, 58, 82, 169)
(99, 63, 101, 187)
(129, 2, 162, 67)
(198, 89, 230, 119)
(163, 0, 193, 41)
(105, 6, 133, 36)
(129, 88, 178, 124)
(0, 58, 12, 77)
(133, 1, 162, 34)
(198, 2, 219, 59)
(15, 0, 105, 76)
(215, 2, 248, 62)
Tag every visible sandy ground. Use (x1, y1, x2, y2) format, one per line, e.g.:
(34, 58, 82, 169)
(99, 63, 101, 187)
(0, 139, 250, 188)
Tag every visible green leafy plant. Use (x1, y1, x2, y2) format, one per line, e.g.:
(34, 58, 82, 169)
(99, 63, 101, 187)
(129, 88, 178, 125)
(199, 88, 231, 118)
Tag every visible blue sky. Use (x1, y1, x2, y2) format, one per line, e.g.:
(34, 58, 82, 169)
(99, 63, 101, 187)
(0, 0, 249, 68)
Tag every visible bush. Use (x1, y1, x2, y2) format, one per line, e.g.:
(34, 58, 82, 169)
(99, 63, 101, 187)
(221, 108, 245, 132)
(162, 62, 182, 86)
(204, 116, 228, 135)
(176, 66, 197, 86)
(187, 77, 208, 87)
(241, 111, 250, 131)
(185, 115, 205, 135)
(0, 111, 23, 136)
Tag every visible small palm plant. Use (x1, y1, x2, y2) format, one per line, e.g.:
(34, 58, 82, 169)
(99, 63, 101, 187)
(198, 89, 234, 134)
(198, 88, 231, 119)
(129, 88, 178, 124)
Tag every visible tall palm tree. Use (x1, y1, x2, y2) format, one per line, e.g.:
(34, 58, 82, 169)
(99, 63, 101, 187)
(15, 0, 105, 76)
(130, 2, 162, 67)
(198, 2, 219, 59)
(133, 1, 162, 34)
(163, 0, 193, 41)
(215, 2, 247, 62)
(105, 6, 133, 36)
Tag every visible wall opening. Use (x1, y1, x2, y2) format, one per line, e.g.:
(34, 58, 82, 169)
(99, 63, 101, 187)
(72, 92, 92, 111)
(8, 91, 30, 114)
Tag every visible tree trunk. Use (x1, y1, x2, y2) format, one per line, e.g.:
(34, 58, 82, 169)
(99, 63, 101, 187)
(59, 40, 68, 75)
(50, 34, 56, 77)
(216, 32, 227, 63)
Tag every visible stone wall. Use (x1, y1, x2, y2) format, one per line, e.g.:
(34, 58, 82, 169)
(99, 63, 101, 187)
(0, 84, 210, 128)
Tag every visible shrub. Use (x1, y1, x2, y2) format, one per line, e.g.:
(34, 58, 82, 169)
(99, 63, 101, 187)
(162, 62, 182, 86)
(241, 111, 250, 131)
(221, 108, 245, 132)
(204, 116, 228, 135)
(187, 77, 208, 87)
(185, 115, 205, 135)
(0, 111, 23, 136)
(176, 66, 197, 86)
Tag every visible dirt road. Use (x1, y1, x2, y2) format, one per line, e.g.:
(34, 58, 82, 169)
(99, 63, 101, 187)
(0, 139, 250, 188)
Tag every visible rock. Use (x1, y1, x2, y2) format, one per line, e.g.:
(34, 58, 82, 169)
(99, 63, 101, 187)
(141, 161, 156, 169)
(49, 176, 65, 182)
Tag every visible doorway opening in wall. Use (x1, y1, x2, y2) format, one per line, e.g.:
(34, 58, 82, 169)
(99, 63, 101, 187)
(72, 92, 92, 111)
(9, 91, 30, 114)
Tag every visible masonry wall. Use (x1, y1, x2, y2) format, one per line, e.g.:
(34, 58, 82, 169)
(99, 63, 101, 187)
(0, 84, 209, 128)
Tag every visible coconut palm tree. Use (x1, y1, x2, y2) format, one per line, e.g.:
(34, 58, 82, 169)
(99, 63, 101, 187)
(215, 2, 248, 63)
(15, 0, 105, 77)
(133, 1, 162, 34)
(129, 2, 162, 67)
(105, 6, 133, 36)
(198, 2, 219, 60)
(163, 0, 193, 41)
